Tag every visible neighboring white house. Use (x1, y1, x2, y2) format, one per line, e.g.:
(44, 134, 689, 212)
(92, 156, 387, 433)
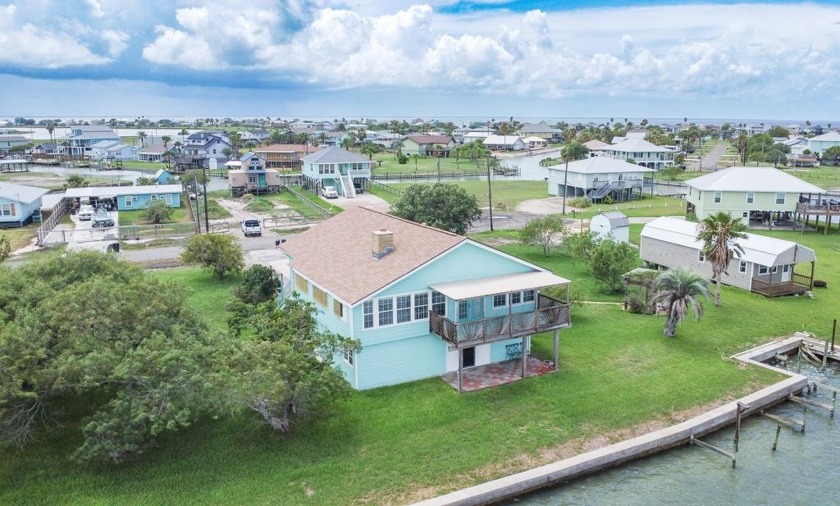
(462, 131, 491, 144)
(807, 131, 840, 156)
(547, 156, 655, 202)
(603, 138, 674, 170)
(89, 140, 139, 161)
(590, 211, 630, 243)
(640, 216, 816, 297)
(483, 135, 526, 151)
(523, 136, 548, 149)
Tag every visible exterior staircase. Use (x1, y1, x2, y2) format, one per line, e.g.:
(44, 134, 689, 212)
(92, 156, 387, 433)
(587, 181, 612, 201)
(339, 174, 356, 198)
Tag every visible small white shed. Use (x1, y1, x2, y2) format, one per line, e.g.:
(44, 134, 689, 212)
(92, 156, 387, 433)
(590, 211, 630, 243)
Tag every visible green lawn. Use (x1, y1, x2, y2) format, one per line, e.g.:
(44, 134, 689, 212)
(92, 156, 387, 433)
(574, 195, 686, 219)
(0, 225, 38, 250)
(389, 180, 549, 209)
(148, 267, 242, 332)
(3, 230, 840, 504)
(117, 203, 191, 225)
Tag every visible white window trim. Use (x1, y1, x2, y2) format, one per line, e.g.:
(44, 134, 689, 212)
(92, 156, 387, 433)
(775, 193, 785, 205)
(363, 290, 445, 330)
(714, 192, 722, 204)
(698, 251, 705, 263)
(739, 260, 747, 274)
(746, 192, 754, 204)
(343, 348, 354, 366)
(493, 293, 508, 308)
(759, 265, 769, 275)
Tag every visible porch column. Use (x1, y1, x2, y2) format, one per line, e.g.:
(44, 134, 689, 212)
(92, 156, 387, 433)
(810, 261, 815, 289)
(458, 347, 463, 393)
(521, 335, 527, 379)
(553, 329, 560, 371)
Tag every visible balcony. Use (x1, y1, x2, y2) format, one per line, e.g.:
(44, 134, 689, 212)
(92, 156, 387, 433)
(430, 294, 571, 347)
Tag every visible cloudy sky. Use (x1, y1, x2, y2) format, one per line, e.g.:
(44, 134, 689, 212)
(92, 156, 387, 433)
(1, 0, 839, 122)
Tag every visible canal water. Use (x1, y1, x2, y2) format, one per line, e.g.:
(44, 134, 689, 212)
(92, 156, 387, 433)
(516, 360, 839, 505)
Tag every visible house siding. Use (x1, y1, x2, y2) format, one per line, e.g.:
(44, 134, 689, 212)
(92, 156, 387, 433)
(118, 192, 181, 210)
(693, 190, 801, 221)
(0, 198, 41, 227)
(639, 236, 753, 291)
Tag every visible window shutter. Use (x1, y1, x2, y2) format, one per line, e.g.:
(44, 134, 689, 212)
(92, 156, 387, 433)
(9, 203, 15, 216)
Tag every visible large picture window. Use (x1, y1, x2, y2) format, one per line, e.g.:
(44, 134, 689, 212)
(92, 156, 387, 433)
(377, 298, 394, 326)
(362, 290, 445, 330)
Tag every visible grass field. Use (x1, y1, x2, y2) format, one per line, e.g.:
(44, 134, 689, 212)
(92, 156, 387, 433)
(4, 226, 839, 503)
(387, 179, 550, 209)
(0, 225, 38, 250)
(117, 203, 191, 225)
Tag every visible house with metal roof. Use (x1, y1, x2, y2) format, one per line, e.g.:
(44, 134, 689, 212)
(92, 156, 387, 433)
(0, 135, 30, 154)
(518, 122, 562, 141)
(89, 140, 139, 161)
(590, 211, 630, 243)
(640, 217, 816, 297)
(684, 166, 825, 226)
(0, 182, 49, 227)
(64, 184, 182, 211)
(547, 157, 655, 202)
(62, 125, 120, 157)
(300, 146, 374, 198)
(279, 207, 572, 391)
(483, 134, 526, 151)
(603, 138, 675, 170)
(807, 131, 840, 156)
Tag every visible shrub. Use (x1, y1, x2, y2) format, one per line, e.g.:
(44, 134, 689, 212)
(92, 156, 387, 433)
(603, 195, 615, 204)
(568, 197, 591, 208)
(625, 294, 648, 314)
(141, 199, 174, 224)
(398, 154, 408, 164)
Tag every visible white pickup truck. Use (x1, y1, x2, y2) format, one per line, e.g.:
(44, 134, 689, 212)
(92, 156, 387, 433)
(78, 205, 94, 221)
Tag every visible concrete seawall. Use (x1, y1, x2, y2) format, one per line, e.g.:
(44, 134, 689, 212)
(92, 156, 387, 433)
(415, 336, 810, 506)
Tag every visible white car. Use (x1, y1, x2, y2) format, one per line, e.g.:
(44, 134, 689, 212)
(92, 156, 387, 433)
(78, 205, 94, 221)
(241, 218, 262, 237)
(321, 186, 339, 199)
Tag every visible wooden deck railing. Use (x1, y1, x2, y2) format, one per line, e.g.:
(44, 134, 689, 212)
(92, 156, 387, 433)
(752, 278, 811, 297)
(430, 294, 571, 347)
(796, 202, 840, 214)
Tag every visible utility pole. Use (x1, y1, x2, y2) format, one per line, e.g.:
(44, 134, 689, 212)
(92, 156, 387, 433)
(193, 170, 202, 233)
(202, 164, 210, 233)
(486, 154, 494, 232)
(561, 158, 570, 215)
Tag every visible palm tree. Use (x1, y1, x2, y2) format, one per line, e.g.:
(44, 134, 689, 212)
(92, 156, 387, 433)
(46, 122, 56, 158)
(650, 268, 712, 338)
(137, 131, 147, 149)
(560, 141, 590, 214)
(162, 135, 172, 151)
(179, 128, 189, 143)
(697, 212, 748, 306)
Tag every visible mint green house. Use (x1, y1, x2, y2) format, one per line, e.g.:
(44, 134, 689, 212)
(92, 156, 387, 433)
(684, 167, 824, 226)
(300, 146, 374, 198)
(279, 207, 572, 392)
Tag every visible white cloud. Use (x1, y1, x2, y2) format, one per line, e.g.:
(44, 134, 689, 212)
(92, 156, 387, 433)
(0, 4, 113, 67)
(138, 2, 840, 105)
(101, 29, 129, 58)
(86, 0, 105, 18)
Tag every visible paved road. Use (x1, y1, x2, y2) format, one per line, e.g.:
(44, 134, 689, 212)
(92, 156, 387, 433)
(688, 141, 728, 171)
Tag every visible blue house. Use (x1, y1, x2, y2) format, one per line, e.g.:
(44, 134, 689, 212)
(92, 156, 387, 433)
(65, 185, 182, 211)
(280, 207, 572, 392)
(300, 146, 374, 198)
(153, 169, 172, 184)
(0, 182, 48, 227)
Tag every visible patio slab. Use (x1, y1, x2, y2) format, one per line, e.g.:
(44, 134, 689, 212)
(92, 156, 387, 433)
(441, 356, 555, 392)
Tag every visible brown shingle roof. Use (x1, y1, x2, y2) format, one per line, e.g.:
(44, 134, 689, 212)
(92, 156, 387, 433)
(281, 207, 466, 305)
(405, 135, 453, 145)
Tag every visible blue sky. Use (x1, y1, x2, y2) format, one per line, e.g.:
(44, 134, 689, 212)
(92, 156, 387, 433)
(0, 0, 838, 122)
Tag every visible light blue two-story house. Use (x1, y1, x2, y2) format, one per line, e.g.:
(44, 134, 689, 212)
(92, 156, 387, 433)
(280, 207, 572, 392)
(300, 146, 374, 198)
